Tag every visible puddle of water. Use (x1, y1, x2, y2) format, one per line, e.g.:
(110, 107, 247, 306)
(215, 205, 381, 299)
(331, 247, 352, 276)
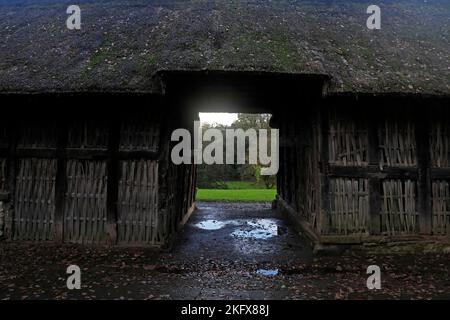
(232, 229, 275, 239)
(194, 220, 227, 230)
(194, 218, 283, 242)
(231, 219, 279, 239)
(194, 219, 242, 230)
(256, 269, 279, 277)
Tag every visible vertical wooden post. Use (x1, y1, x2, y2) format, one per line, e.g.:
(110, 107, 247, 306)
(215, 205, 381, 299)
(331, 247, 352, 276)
(320, 104, 330, 235)
(289, 122, 297, 206)
(281, 113, 287, 200)
(283, 113, 289, 201)
(292, 122, 299, 211)
(368, 111, 381, 235)
(416, 105, 431, 234)
(157, 100, 173, 243)
(271, 113, 282, 201)
(54, 119, 68, 242)
(285, 121, 292, 204)
(313, 109, 322, 232)
(106, 117, 120, 245)
(6, 120, 18, 240)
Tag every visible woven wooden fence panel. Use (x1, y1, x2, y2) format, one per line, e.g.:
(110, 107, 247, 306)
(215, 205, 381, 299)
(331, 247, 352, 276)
(430, 122, 450, 168)
(329, 115, 368, 166)
(67, 120, 109, 150)
(117, 160, 159, 245)
(280, 120, 319, 229)
(379, 120, 417, 168)
(328, 178, 369, 235)
(181, 164, 195, 217)
(14, 158, 56, 240)
(305, 151, 318, 227)
(0, 158, 6, 192)
(297, 144, 318, 227)
(64, 160, 107, 243)
(432, 180, 450, 235)
(17, 123, 57, 149)
(381, 179, 418, 235)
(163, 161, 179, 240)
(119, 120, 160, 152)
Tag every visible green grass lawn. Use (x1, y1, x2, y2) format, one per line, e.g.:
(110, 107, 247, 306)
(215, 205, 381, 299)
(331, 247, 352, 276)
(224, 181, 268, 189)
(196, 188, 276, 202)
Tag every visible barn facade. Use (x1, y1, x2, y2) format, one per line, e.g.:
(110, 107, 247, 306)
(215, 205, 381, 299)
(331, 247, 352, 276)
(0, 93, 196, 246)
(1, 0, 450, 249)
(0, 71, 449, 249)
(276, 94, 450, 248)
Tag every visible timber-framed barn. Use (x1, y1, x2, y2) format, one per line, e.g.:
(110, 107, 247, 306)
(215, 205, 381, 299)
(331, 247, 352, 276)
(0, 0, 449, 249)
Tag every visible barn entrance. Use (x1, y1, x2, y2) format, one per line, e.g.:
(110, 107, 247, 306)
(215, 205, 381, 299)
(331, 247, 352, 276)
(186, 111, 285, 258)
(170, 110, 312, 266)
(160, 70, 325, 258)
(160, 71, 328, 249)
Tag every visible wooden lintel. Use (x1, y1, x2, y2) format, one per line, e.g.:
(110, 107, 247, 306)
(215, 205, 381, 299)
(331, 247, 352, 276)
(328, 165, 419, 179)
(15, 148, 57, 158)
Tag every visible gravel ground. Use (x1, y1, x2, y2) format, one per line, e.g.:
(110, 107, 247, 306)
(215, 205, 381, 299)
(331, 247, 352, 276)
(1, 201, 450, 300)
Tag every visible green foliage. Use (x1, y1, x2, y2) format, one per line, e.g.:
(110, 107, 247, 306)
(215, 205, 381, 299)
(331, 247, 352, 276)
(196, 113, 277, 189)
(262, 175, 276, 189)
(196, 164, 238, 189)
(231, 113, 272, 130)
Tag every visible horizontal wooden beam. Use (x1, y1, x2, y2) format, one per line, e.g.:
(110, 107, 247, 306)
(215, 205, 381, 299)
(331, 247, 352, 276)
(15, 148, 57, 158)
(320, 234, 449, 245)
(329, 165, 419, 179)
(0, 192, 10, 201)
(117, 150, 160, 160)
(12, 149, 161, 161)
(430, 168, 450, 180)
(66, 149, 108, 160)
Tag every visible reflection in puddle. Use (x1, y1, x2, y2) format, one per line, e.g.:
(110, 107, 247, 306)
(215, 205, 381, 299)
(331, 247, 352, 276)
(194, 218, 282, 242)
(231, 219, 279, 239)
(256, 269, 279, 277)
(194, 220, 227, 230)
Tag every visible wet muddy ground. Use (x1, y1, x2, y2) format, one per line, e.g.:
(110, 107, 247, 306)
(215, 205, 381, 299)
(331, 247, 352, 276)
(1, 202, 450, 300)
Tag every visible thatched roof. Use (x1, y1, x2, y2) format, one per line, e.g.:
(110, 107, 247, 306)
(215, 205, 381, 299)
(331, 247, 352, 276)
(0, 0, 449, 95)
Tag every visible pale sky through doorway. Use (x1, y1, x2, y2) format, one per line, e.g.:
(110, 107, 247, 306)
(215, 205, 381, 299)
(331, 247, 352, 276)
(199, 113, 238, 126)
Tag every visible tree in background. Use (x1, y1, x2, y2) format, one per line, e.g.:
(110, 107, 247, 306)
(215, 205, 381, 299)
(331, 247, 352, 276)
(231, 113, 271, 131)
(231, 114, 276, 189)
(196, 114, 276, 189)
